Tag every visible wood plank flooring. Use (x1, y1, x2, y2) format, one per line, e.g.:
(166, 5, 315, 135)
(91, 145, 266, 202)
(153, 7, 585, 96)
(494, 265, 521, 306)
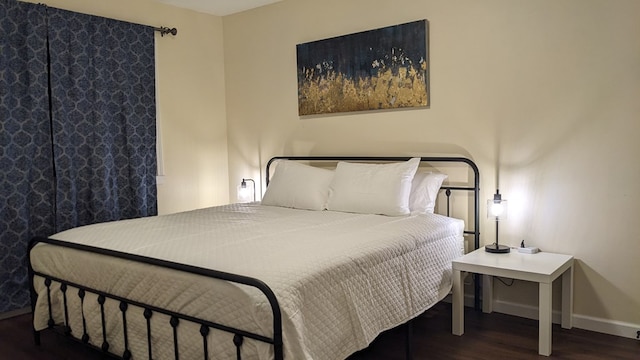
(1, 302, 637, 359)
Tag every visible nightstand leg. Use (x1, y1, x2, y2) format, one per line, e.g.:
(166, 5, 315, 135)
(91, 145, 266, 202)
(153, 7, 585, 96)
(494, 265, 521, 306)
(539, 282, 552, 356)
(482, 274, 493, 313)
(452, 269, 464, 335)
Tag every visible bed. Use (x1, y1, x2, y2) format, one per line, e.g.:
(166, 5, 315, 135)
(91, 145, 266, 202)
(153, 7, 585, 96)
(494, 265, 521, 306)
(28, 156, 480, 360)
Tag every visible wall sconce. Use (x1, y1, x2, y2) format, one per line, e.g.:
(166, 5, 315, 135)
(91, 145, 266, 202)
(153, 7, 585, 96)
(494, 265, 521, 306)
(237, 178, 256, 203)
(486, 189, 510, 253)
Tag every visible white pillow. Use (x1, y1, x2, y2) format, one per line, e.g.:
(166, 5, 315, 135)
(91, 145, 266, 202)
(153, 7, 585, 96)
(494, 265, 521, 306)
(409, 172, 448, 214)
(326, 158, 420, 216)
(261, 161, 334, 210)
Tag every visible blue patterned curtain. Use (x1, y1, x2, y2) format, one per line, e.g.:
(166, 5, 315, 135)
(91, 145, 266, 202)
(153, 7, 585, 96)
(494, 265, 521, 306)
(0, 2, 157, 314)
(47, 8, 157, 231)
(0, 0, 53, 313)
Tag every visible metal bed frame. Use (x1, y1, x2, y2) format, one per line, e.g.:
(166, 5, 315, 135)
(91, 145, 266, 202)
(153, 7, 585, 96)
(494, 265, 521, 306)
(28, 156, 480, 360)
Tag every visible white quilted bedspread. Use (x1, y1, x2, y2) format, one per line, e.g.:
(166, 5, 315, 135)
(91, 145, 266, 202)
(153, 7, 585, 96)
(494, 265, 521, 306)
(31, 203, 464, 360)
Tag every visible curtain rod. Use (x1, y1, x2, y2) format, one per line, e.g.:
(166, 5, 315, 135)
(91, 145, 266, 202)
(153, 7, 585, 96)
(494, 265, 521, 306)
(32, 2, 178, 37)
(154, 27, 178, 37)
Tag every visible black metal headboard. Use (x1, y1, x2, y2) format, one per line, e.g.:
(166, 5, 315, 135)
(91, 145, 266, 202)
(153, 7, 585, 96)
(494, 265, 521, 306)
(266, 156, 482, 310)
(265, 156, 480, 250)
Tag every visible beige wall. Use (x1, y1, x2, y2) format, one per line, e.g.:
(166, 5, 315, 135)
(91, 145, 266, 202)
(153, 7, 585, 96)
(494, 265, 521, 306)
(224, 0, 640, 332)
(23, 0, 231, 214)
(20, 0, 639, 337)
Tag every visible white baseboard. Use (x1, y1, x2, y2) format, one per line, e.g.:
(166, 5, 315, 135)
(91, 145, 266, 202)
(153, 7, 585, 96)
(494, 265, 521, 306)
(572, 314, 640, 340)
(443, 294, 640, 340)
(0, 307, 30, 321)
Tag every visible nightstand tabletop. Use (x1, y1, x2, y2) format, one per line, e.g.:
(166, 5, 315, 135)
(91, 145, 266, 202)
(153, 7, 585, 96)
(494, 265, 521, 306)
(452, 248, 573, 282)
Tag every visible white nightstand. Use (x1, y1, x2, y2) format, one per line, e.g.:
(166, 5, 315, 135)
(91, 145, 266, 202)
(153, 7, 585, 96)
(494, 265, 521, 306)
(451, 248, 574, 356)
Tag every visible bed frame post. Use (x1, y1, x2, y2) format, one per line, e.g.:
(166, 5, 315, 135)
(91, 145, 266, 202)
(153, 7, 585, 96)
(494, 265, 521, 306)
(27, 237, 42, 346)
(472, 160, 481, 311)
(405, 319, 413, 360)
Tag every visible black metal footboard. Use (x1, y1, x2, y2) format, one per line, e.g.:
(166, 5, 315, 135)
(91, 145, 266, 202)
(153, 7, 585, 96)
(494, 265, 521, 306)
(28, 236, 284, 360)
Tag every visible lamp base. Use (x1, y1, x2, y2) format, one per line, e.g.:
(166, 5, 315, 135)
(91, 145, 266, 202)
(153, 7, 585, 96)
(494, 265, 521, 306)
(485, 243, 511, 253)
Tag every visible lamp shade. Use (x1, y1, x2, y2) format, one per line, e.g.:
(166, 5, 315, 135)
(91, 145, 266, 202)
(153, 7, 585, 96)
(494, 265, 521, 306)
(487, 190, 508, 220)
(237, 185, 252, 203)
(237, 178, 256, 203)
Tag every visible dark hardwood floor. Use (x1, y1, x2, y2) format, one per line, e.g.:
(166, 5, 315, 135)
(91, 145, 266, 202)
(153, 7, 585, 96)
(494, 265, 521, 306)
(1, 302, 638, 359)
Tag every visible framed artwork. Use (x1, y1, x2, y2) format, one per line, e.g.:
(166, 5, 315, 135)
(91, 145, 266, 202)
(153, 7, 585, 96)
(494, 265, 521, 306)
(296, 19, 429, 116)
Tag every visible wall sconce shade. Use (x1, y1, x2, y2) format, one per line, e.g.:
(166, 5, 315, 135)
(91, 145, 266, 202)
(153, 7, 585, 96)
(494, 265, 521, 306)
(486, 189, 510, 253)
(237, 178, 256, 203)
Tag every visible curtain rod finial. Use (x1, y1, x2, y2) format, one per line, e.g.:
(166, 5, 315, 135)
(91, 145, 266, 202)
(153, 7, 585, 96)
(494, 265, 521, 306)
(155, 27, 177, 37)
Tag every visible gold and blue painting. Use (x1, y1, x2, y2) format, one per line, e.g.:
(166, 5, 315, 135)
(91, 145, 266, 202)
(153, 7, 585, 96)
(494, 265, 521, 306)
(296, 20, 429, 116)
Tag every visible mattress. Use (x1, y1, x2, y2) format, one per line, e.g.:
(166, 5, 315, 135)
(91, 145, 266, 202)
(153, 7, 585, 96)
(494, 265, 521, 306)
(30, 203, 464, 360)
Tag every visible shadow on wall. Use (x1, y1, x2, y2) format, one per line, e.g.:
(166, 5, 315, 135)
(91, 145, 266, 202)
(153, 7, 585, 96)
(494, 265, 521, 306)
(279, 139, 474, 159)
(573, 260, 639, 325)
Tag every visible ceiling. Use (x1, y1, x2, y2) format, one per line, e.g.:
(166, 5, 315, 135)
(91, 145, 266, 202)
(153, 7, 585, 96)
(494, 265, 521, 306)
(155, 0, 282, 16)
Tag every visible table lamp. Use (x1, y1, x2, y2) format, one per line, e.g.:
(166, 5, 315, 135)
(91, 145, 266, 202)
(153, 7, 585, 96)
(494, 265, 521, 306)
(486, 189, 510, 253)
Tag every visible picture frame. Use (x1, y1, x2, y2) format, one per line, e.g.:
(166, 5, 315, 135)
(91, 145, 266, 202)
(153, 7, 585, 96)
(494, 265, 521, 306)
(296, 19, 429, 116)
